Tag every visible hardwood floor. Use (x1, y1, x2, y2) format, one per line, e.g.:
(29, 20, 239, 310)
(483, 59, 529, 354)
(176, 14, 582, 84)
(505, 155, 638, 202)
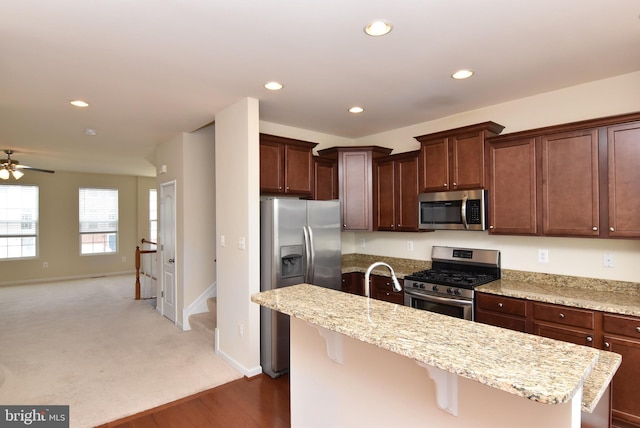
(97, 374, 290, 428)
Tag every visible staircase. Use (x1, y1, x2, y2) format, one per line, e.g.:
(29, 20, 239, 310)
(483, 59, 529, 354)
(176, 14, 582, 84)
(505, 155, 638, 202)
(189, 297, 217, 346)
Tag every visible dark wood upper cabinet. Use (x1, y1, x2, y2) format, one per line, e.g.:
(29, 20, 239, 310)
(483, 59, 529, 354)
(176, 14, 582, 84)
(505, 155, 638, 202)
(317, 146, 392, 231)
(607, 121, 640, 238)
(487, 111, 640, 239)
(486, 136, 539, 235)
(541, 128, 600, 237)
(313, 156, 338, 201)
(259, 133, 317, 197)
(415, 122, 505, 192)
(374, 151, 421, 232)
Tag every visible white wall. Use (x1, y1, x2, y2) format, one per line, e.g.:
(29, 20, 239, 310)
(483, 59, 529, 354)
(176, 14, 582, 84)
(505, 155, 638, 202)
(182, 126, 217, 307)
(266, 71, 640, 283)
(156, 129, 217, 328)
(215, 98, 262, 376)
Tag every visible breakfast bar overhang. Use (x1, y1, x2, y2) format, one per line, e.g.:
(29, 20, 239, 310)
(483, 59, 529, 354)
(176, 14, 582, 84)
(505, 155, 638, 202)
(252, 284, 621, 428)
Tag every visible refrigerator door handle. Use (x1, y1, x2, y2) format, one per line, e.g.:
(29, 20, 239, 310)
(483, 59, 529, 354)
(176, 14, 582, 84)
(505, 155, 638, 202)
(303, 225, 315, 284)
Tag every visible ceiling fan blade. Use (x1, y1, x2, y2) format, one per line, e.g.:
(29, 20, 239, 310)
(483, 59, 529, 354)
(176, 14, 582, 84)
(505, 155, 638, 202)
(16, 165, 55, 174)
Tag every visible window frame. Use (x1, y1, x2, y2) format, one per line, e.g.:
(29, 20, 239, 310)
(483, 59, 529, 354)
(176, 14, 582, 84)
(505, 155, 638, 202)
(0, 184, 39, 260)
(79, 187, 119, 255)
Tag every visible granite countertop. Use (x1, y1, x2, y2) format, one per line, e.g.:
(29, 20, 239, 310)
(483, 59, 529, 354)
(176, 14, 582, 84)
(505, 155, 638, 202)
(252, 283, 617, 410)
(477, 279, 640, 318)
(342, 254, 640, 317)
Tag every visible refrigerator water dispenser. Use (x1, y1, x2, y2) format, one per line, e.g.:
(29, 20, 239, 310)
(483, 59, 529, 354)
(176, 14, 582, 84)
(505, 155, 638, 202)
(280, 245, 303, 278)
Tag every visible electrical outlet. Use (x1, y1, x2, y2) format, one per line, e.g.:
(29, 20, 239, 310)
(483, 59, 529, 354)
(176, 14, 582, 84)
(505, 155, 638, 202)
(121, 256, 126, 262)
(538, 249, 549, 263)
(360, 239, 366, 247)
(603, 252, 615, 268)
(238, 237, 246, 250)
(407, 241, 414, 251)
(238, 324, 244, 337)
(42, 262, 48, 268)
(220, 235, 225, 247)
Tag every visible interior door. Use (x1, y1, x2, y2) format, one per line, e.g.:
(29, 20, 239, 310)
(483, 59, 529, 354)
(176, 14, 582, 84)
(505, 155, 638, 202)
(160, 180, 177, 323)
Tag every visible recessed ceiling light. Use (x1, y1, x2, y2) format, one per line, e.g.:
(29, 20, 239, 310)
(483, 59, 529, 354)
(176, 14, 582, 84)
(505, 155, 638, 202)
(264, 81, 283, 91)
(349, 106, 364, 114)
(84, 128, 97, 136)
(452, 69, 474, 80)
(364, 20, 392, 36)
(70, 100, 89, 107)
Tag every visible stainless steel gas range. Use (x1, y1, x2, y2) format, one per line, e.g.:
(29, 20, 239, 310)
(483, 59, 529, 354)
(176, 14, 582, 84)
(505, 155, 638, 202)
(403, 246, 501, 321)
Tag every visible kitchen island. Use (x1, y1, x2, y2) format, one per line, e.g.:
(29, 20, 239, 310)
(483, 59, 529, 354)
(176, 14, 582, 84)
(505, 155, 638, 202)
(252, 283, 620, 428)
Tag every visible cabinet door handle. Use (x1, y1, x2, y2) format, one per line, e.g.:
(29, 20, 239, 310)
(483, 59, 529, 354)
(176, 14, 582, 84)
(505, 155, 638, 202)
(610, 227, 615, 232)
(559, 313, 565, 319)
(636, 326, 640, 333)
(586, 336, 593, 342)
(453, 182, 457, 186)
(592, 226, 598, 231)
(604, 342, 610, 349)
(489, 225, 494, 229)
(444, 183, 448, 187)
(497, 302, 503, 308)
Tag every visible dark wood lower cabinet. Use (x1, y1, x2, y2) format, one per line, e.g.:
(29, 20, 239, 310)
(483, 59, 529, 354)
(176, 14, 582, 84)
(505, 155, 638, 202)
(603, 312, 640, 427)
(475, 293, 528, 332)
(605, 336, 640, 426)
(369, 274, 404, 305)
(533, 323, 597, 347)
(341, 272, 364, 296)
(476, 292, 640, 427)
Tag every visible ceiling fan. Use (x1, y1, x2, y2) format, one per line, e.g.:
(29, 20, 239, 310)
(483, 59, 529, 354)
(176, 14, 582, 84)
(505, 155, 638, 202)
(0, 150, 55, 180)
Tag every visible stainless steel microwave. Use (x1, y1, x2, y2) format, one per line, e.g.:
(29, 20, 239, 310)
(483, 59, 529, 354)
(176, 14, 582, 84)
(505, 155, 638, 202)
(418, 189, 488, 231)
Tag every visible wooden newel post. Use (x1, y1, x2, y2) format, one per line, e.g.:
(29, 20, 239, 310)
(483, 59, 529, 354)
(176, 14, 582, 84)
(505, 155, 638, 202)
(135, 245, 141, 300)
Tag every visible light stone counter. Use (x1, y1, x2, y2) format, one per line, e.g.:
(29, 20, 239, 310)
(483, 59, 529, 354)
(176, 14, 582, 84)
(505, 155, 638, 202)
(252, 283, 606, 406)
(477, 279, 640, 317)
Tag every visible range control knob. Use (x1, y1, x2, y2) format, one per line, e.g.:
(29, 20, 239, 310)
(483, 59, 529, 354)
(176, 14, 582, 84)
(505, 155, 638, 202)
(412, 282, 420, 288)
(446, 288, 453, 294)
(432, 285, 439, 292)
(453, 289, 461, 296)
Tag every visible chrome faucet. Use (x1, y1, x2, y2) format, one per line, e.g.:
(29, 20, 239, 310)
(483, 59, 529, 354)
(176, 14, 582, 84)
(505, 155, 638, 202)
(364, 262, 402, 298)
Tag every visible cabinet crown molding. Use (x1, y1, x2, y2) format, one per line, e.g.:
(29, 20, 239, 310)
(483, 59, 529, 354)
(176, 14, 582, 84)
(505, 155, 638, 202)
(414, 121, 505, 142)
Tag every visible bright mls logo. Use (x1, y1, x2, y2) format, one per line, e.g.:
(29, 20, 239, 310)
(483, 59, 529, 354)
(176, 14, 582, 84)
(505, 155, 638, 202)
(0, 406, 69, 427)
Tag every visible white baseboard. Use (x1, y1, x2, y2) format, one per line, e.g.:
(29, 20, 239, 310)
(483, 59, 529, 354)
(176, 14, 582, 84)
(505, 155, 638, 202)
(0, 270, 136, 288)
(215, 327, 262, 377)
(181, 281, 217, 330)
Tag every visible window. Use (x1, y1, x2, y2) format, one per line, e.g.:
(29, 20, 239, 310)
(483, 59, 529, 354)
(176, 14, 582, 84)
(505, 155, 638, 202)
(79, 188, 118, 254)
(0, 185, 38, 259)
(149, 189, 157, 245)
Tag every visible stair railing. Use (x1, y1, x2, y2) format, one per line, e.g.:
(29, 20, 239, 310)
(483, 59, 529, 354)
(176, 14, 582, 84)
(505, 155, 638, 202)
(135, 238, 158, 300)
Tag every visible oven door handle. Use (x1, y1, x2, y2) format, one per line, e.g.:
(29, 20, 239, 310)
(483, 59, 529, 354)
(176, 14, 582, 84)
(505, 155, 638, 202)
(407, 292, 472, 307)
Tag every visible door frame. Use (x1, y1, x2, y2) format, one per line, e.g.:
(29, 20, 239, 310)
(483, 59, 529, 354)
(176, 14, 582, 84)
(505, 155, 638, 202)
(159, 180, 177, 324)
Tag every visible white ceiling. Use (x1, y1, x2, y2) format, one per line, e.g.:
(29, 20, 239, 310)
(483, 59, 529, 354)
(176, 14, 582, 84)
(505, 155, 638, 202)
(1, 0, 639, 177)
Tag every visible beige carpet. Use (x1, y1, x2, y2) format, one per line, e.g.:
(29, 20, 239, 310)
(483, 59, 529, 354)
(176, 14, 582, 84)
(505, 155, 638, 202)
(0, 275, 242, 427)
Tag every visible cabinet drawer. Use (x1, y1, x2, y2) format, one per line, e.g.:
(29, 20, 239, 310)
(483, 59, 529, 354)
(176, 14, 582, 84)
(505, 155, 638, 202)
(603, 313, 640, 339)
(534, 323, 596, 347)
(476, 293, 526, 317)
(532, 302, 594, 329)
(476, 309, 527, 332)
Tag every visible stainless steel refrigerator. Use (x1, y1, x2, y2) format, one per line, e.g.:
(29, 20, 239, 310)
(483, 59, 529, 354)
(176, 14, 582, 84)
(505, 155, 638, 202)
(260, 198, 341, 378)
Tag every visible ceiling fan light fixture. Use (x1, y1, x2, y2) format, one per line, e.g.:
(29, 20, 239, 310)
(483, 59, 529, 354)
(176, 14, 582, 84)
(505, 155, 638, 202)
(70, 100, 89, 107)
(11, 169, 24, 180)
(349, 106, 364, 114)
(0, 169, 9, 180)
